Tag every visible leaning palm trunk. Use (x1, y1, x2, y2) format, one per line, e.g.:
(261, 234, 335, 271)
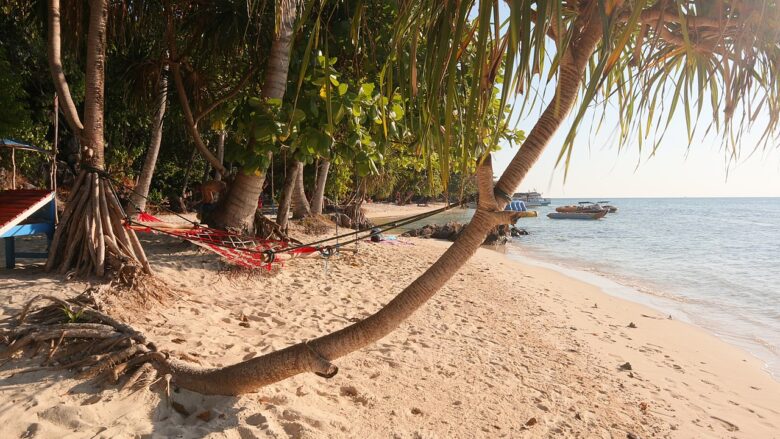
(212, 0, 298, 233)
(128, 69, 168, 216)
(45, 0, 151, 277)
(291, 161, 311, 219)
(110, 10, 604, 395)
(310, 159, 330, 215)
(21, 2, 603, 395)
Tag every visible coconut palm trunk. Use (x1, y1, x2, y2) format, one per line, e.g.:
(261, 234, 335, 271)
(211, 0, 298, 234)
(146, 9, 605, 395)
(45, 0, 151, 277)
(129, 69, 168, 215)
(310, 159, 329, 215)
(291, 161, 311, 219)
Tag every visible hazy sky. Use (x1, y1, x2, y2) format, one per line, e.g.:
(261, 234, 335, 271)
(493, 107, 780, 198)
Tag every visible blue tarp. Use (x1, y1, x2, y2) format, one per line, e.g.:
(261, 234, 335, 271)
(0, 139, 52, 155)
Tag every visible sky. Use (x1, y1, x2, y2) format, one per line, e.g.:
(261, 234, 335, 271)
(493, 105, 780, 198)
(490, 4, 780, 199)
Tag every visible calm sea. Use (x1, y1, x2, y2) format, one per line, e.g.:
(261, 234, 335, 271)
(383, 198, 780, 378)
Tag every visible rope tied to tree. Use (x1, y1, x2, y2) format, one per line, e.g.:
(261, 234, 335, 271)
(89, 167, 466, 269)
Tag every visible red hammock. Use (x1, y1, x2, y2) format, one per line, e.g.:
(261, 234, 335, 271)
(127, 212, 318, 269)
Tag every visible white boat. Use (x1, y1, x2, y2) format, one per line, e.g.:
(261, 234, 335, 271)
(512, 191, 551, 207)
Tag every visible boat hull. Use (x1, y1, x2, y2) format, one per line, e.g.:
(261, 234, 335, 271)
(547, 210, 608, 220)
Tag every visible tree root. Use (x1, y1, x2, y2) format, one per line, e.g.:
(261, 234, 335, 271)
(0, 291, 173, 395)
(254, 210, 300, 243)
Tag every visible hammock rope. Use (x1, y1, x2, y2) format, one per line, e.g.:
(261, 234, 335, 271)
(90, 167, 463, 269)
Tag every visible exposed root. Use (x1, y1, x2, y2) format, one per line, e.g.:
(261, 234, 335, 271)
(0, 292, 171, 395)
(47, 171, 152, 277)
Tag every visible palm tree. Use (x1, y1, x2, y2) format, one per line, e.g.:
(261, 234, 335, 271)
(21, 0, 780, 395)
(45, 0, 152, 276)
(211, 0, 300, 233)
(150, 0, 780, 395)
(128, 67, 168, 216)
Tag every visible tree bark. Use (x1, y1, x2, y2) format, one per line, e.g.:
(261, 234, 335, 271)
(310, 159, 330, 215)
(212, 0, 298, 233)
(170, 63, 228, 177)
(208, 171, 265, 230)
(45, 0, 150, 276)
(275, 158, 297, 229)
(80, 0, 108, 168)
(291, 161, 311, 219)
(215, 131, 226, 181)
(47, 0, 83, 137)
(129, 68, 168, 216)
(152, 6, 604, 395)
(180, 147, 196, 200)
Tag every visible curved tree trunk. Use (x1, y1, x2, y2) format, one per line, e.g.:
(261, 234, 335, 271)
(275, 158, 297, 229)
(45, 0, 150, 277)
(291, 161, 311, 219)
(170, 64, 227, 177)
(212, 0, 298, 233)
(152, 9, 604, 395)
(47, 0, 83, 138)
(129, 69, 168, 216)
(310, 159, 330, 215)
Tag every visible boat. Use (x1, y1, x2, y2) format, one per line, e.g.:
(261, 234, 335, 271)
(512, 191, 551, 207)
(547, 210, 608, 220)
(597, 201, 618, 213)
(555, 201, 607, 214)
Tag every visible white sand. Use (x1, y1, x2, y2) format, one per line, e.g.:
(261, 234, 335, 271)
(0, 206, 778, 438)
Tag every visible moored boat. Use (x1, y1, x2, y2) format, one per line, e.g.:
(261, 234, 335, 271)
(555, 201, 607, 214)
(512, 191, 551, 206)
(598, 201, 618, 213)
(547, 210, 608, 220)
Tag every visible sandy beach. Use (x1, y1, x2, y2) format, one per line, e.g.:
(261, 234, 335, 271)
(1, 203, 778, 438)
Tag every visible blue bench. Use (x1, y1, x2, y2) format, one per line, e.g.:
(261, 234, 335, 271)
(0, 190, 56, 269)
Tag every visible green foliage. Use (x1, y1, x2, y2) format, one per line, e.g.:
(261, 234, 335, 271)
(62, 306, 84, 323)
(391, 0, 780, 181)
(0, 46, 34, 139)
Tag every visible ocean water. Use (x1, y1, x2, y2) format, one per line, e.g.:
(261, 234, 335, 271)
(381, 198, 780, 378)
